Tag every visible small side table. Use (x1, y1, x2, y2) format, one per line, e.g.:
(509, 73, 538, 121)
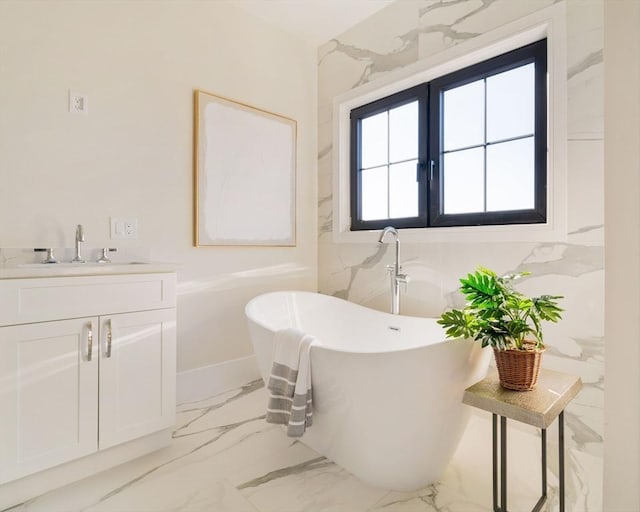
(463, 368, 582, 512)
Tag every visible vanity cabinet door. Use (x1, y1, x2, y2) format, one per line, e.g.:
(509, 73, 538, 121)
(0, 317, 99, 484)
(98, 309, 176, 450)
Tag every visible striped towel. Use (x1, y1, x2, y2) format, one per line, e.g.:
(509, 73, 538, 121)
(266, 328, 316, 437)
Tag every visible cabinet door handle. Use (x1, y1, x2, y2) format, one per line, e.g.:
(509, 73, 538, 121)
(106, 319, 113, 358)
(87, 322, 93, 362)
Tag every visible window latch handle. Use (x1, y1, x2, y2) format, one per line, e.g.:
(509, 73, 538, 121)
(429, 160, 435, 182)
(416, 161, 427, 182)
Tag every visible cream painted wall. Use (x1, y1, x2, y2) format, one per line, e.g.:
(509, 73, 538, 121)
(603, 1, 640, 509)
(0, 1, 317, 372)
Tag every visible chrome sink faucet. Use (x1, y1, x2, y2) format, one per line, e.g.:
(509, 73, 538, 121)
(378, 226, 409, 315)
(71, 224, 86, 263)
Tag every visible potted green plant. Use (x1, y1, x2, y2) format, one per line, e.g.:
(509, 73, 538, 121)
(438, 266, 563, 391)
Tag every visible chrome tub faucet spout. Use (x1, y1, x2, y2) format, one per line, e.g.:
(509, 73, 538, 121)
(378, 226, 409, 315)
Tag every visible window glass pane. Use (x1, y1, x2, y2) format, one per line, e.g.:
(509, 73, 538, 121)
(487, 63, 535, 142)
(361, 166, 388, 220)
(389, 160, 419, 218)
(389, 101, 418, 163)
(443, 80, 485, 151)
(443, 147, 485, 214)
(486, 137, 535, 211)
(361, 112, 388, 169)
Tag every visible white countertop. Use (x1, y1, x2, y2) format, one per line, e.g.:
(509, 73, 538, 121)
(0, 262, 178, 279)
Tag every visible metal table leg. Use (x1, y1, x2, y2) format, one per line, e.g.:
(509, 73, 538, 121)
(493, 414, 499, 512)
(532, 428, 548, 512)
(501, 416, 507, 511)
(492, 415, 508, 512)
(559, 411, 565, 512)
(491, 414, 557, 512)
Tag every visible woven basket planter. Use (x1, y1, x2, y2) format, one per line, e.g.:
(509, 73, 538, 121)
(493, 345, 545, 391)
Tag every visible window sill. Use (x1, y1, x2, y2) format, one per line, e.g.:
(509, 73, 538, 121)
(333, 221, 567, 244)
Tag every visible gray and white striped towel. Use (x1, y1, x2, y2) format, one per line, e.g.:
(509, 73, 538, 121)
(266, 328, 316, 437)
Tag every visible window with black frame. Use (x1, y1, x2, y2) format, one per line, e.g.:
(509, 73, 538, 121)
(350, 39, 547, 231)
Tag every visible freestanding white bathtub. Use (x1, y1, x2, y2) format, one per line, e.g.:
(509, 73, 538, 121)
(245, 291, 490, 491)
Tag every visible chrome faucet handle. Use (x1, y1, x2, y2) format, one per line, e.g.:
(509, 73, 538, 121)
(384, 264, 396, 273)
(97, 248, 117, 264)
(396, 273, 410, 292)
(34, 248, 58, 264)
(97, 248, 110, 264)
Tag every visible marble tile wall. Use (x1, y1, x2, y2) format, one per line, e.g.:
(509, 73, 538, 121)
(318, 0, 604, 509)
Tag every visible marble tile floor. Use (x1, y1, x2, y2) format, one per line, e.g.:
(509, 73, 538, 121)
(6, 379, 602, 512)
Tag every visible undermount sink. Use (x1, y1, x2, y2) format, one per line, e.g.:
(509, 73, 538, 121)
(18, 262, 149, 268)
(1, 261, 176, 279)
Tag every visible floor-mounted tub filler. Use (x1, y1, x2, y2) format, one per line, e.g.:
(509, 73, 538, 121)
(245, 291, 491, 491)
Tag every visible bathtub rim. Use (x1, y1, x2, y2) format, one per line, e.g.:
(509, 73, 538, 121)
(245, 290, 473, 356)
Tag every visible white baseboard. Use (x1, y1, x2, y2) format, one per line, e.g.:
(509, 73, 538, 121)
(176, 355, 261, 404)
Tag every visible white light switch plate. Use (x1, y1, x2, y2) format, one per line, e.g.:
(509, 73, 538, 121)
(110, 217, 138, 239)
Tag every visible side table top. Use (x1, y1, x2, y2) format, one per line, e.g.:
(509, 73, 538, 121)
(463, 368, 582, 428)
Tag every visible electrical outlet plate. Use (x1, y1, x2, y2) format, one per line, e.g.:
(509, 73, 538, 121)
(110, 217, 138, 239)
(69, 90, 88, 114)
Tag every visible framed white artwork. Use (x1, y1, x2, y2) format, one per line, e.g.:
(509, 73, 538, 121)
(194, 90, 297, 246)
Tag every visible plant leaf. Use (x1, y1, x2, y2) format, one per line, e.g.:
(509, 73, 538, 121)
(438, 266, 563, 350)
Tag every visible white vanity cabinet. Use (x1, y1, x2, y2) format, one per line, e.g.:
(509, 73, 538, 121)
(98, 309, 176, 450)
(0, 317, 99, 483)
(0, 272, 176, 487)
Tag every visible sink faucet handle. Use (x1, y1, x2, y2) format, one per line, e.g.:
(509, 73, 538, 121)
(34, 248, 58, 264)
(97, 248, 112, 264)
